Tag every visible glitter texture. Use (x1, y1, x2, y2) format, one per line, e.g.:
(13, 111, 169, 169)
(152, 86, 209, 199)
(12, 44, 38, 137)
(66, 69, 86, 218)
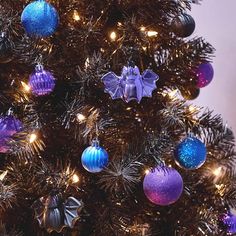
(221, 212, 236, 234)
(81, 140, 109, 173)
(174, 137, 207, 169)
(0, 115, 22, 153)
(143, 166, 183, 206)
(21, 0, 59, 37)
(196, 62, 214, 88)
(29, 64, 56, 96)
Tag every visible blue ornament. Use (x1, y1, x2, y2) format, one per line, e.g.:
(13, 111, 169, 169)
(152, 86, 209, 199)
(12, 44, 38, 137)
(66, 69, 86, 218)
(196, 62, 214, 88)
(174, 136, 207, 169)
(81, 140, 109, 173)
(101, 64, 159, 103)
(220, 212, 236, 234)
(21, 0, 59, 37)
(0, 115, 23, 153)
(29, 64, 56, 96)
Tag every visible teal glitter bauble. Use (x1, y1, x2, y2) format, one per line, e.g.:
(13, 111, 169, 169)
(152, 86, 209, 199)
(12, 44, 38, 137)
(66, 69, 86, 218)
(174, 137, 207, 170)
(81, 140, 109, 173)
(21, 0, 59, 37)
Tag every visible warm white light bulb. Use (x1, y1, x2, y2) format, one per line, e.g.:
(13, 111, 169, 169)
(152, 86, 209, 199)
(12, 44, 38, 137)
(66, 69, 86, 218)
(29, 133, 37, 143)
(72, 173, 80, 184)
(77, 113, 86, 122)
(147, 31, 158, 37)
(110, 31, 117, 41)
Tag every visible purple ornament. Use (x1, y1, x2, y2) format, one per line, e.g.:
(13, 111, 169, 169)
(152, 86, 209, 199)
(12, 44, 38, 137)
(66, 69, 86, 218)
(29, 64, 56, 96)
(0, 115, 22, 153)
(196, 62, 214, 88)
(143, 166, 183, 206)
(220, 212, 236, 234)
(101, 65, 159, 103)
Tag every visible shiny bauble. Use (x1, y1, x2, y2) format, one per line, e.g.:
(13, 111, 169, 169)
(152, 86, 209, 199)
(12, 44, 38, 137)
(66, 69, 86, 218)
(180, 86, 200, 100)
(29, 64, 56, 96)
(81, 140, 109, 173)
(143, 166, 183, 206)
(21, 0, 59, 37)
(172, 13, 195, 38)
(196, 62, 214, 88)
(174, 136, 207, 170)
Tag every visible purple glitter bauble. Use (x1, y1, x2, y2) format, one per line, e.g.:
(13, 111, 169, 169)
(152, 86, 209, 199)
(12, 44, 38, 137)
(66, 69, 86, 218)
(0, 115, 22, 153)
(196, 62, 214, 88)
(220, 212, 236, 234)
(143, 166, 183, 206)
(29, 64, 56, 96)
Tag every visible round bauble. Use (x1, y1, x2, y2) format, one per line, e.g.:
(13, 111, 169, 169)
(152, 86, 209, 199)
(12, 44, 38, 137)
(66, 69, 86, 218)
(21, 0, 59, 37)
(180, 86, 200, 100)
(0, 32, 13, 63)
(81, 140, 109, 173)
(172, 13, 195, 38)
(143, 166, 183, 206)
(220, 212, 236, 234)
(29, 64, 56, 96)
(196, 62, 214, 88)
(174, 136, 207, 170)
(0, 115, 23, 153)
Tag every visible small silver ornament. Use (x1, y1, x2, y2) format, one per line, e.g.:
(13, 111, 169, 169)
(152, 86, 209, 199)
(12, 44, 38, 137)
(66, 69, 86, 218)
(32, 193, 83, 233)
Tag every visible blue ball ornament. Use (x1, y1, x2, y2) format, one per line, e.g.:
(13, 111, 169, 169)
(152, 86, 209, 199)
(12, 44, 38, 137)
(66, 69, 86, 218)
(81, 140, 109, 173)
(29, 64, 56, 96)
(174, 136, 207, 170)
(21, 0, 59, 37)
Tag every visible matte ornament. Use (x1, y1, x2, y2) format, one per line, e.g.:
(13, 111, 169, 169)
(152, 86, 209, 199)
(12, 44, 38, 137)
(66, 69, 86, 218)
(196, 62, 214, 88)
(0, 32, 13, 64)
(172, 13, 195, 38)
(101, 65, 159, 103)
(174, 137, 207, 170)
(29, 64, 56, 96)
(143, 166, 183, 206)
(220, 212, 236, 234)
(0, 115, 22, 153)
(21, 0, 59, 37)
(81, 140, 109, 173)
(32, 193, 83, 233)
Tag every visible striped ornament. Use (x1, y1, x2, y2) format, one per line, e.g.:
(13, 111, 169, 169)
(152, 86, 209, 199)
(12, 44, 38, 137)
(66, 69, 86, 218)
(81, 140, 109, 173)
(29, 64, 55, 96)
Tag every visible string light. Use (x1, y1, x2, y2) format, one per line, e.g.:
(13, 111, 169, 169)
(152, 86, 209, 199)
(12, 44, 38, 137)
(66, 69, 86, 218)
(72, 10, 81, 21)
(147, 31, 158, 37)
(0, 171, 8, 181)
(77, 113, 86, 122)
(71, 173, 80, 184)
(140, 26, 146, 32)
(212, 166, 222, 177)
(145, 169, 150, 175)
(110, 31, 117, 41)
(29, 133, 37, 143)
(21, 81, 31, 93)
(85, 57, 90, 69)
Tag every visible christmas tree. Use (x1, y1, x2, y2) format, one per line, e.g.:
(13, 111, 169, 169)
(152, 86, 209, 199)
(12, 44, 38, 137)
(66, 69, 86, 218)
(0, 0, 235, 235)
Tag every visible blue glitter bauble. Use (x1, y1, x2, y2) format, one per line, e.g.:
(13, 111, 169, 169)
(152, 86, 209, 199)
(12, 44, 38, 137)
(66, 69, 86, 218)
(143, 166, 183, 206)
(0, 115, 22, 153)
(29, 64, 56, 96)
(220, 212, 236, 234)
(21, 0, 59, 37)
(81, 140, 109, 173)
(174, 137, 207, 169)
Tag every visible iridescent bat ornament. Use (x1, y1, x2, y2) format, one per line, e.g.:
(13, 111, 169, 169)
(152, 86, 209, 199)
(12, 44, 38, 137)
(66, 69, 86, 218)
(101, 65, 159, 103)
(32, 193, 83, 233)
